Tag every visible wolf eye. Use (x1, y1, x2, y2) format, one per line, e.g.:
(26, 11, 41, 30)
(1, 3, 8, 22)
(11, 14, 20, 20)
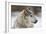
(30, 15, 32, 17)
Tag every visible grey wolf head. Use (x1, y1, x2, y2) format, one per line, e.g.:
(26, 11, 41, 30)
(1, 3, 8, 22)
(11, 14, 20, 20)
(22, 8, 38, 24)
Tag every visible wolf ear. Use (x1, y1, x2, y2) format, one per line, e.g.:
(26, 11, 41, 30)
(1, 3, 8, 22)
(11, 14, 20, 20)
(23, 9, 26, 12)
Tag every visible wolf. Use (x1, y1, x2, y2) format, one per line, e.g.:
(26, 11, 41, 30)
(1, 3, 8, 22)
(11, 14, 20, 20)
(13, 8, 38, 28)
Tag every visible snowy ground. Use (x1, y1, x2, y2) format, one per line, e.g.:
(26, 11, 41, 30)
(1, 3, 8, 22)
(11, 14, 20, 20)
(11, 12, 41, 28)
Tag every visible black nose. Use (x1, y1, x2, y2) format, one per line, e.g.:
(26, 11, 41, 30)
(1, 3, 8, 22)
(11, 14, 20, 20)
(34, 20, 38, 24)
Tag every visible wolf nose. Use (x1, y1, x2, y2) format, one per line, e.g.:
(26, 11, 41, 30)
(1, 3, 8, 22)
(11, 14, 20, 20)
(34, 20, 38, 24)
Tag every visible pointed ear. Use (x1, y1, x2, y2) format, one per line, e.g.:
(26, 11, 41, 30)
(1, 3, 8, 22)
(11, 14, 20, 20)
(23, 9, 26, 13)
(24, 10, 26, 13)
(21, 9, 25, 13)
